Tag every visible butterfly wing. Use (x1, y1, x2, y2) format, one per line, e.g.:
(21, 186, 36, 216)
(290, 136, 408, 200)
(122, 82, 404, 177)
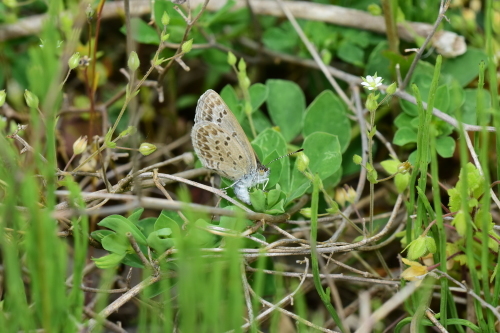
(191, 121, 254, 181)
(195, 90, 259, 168)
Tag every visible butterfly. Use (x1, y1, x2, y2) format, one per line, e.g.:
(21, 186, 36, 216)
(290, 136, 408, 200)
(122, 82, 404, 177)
(191, 89, 269, 205)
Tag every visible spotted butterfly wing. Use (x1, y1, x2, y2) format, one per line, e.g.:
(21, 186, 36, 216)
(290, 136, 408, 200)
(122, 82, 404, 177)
(192, 90, 258, 181)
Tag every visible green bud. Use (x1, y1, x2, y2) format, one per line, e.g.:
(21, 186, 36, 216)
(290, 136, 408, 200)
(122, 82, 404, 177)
(227, 51, 237, 66)
(367, 4, 382, 15)
(68, 52, 81, 69)
(161, 11, 170, 26)
(300, 208, 312, 218)
(128, 51, 140, 71)
(73, 136, 88, 155)
(241, 76, 251, 90)
(297, 152, 310, 172)
(139, 142, 157, 156)
(365, 93, 378, 112)
(4, 0, 17, 8)
(326, 201, 340, 214)
(320, 49, 332, 65)
(238, 58, 247, 72)
(161, 33, 170, 42)
(85, 4, 94, 20)
(244, 101, 252, 116)
(119, 126, 137, 138)
(353, 154, 362, 165)
(24, 90, 39, 109)
(394, 173, 409, 193)
(386, 82, 397, 95)
(0, 90, 6, 107)
(181, 39, 193, 54)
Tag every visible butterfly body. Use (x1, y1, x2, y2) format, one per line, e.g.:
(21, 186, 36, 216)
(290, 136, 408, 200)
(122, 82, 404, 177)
(191, 89, 269, 205)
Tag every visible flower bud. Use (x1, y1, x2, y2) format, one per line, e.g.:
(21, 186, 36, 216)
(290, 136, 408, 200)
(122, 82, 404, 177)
(300, 208, 311, 218)
(181, 39, 193, 53)
(297, 152, 310, 172)
(0, 90, 6, 107)
(227, 51, 237, 66)
(73, 136, 88, 155)
(238, 58, 247, 72)
(161, 12, 170, 26)
(365, 93, 378, 112)
(139, 142, 157, 156)
(352, 154, 362, 165)
(386, 82, 397, 95)
(68, 52, 81, 70)
(128, 51, 140, 72)
(397, 161, 412, 174)
(24, 90, 39, 109)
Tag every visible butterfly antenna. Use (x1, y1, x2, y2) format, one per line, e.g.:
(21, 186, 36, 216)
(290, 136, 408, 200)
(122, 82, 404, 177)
(265, 149, 304, 167)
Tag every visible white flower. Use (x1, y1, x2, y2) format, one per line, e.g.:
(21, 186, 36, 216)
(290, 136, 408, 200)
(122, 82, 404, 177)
(361, 74, 383, 91)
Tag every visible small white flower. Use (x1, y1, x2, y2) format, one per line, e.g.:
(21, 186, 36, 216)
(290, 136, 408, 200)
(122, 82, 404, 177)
(39, 38, 45, 48)
(361, 74, 383, 91)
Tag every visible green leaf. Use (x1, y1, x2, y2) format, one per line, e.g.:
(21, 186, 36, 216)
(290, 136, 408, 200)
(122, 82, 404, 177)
(266, 188, 282, 208)
(101, 233, 131, 255)
(250, 189, 267, 212)
(380, 159, 399, 174)
(303, 90, 351, 152)
(407, 237, 427, 260)
(189, 219, 218, 247)
(147, 228, 175, 253)
(120, 18, 160, 45)
(435, 136, 456, 158)
(265, 199, 285, 214)
(393, 127, 417, 146)
(289, 132, 341, 201)
(249, 83, 268, 112)
(441, 48, 487, 87)
(218, 206, 252, 232)
(253, 128, 289, 191)
(136, 217, 157, 237)
(337, 41, 364, 67)
(461, 88, 491, 125)
(434, 85, 449, 114)
(90, 229, 114, 242)
(451, 210, 467, 236)
(98, 215, 148, 246)
(394, 112, 415, 129)
(266, 79, 305, 142)
(128, 208, 144, 224)
(93, 253, 126, 269)
(220, 85, 242, 121)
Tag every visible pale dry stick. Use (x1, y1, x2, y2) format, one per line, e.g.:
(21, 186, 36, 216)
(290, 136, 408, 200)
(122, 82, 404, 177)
(239, 37, 495, 133)
(349, 85, 369, 235)
(434, 270, 500, 322)
(55, 191, 291, 224)
(83, 308, 127, 333)
(240, 262, 255, 327)
(463, 128, 500, 210)
(274, 0, 353, 111)
(147, 172, 253, 213)
(55, 168, 205, 213)
(355, 281, 420, 333)
(126, 232, 155, 271)
(358, 291, 371, 329)
(87, 274, 163, 331)
(400, 0, 452, 90)
(152, 169, 189, 225)
(237, 258, 339, 333)
(7, 124, 48, 163)
(425, 309, 449, 333)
